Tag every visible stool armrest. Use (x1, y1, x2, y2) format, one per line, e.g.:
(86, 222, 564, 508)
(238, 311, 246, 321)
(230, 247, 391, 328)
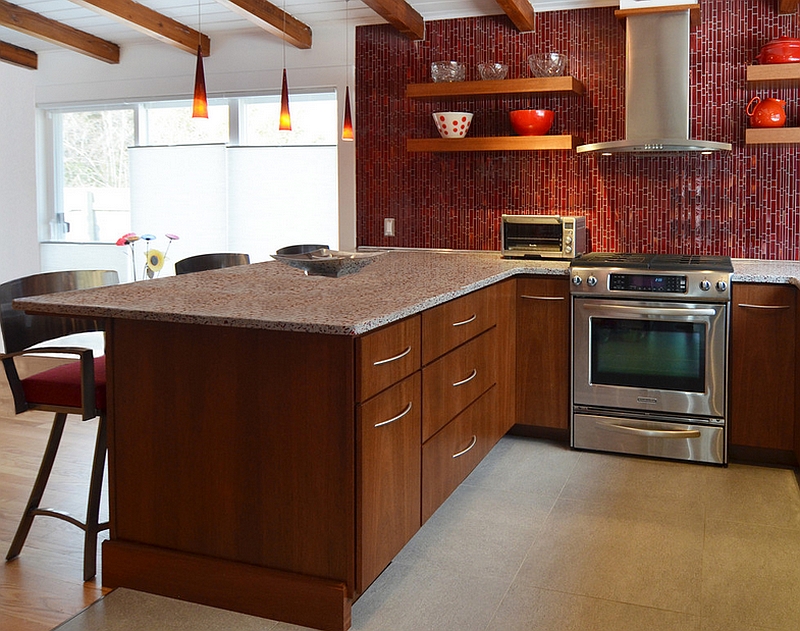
(0, 346, 97, 419)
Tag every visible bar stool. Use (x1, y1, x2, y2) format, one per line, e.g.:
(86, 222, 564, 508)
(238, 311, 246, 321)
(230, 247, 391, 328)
(1, 270, 119, 580)
(174, 252, 250, 275)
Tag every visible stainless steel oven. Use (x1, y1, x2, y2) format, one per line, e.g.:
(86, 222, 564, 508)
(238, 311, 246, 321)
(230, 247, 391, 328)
(570, 254, 733, 465)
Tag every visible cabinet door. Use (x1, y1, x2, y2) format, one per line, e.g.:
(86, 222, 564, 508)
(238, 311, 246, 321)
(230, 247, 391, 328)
(357, 372, 421, 592)
(357, 315, 421, 401)
(421, 327, 497, 442)
(515, 277, 570, 429)
(730, 283, 795, 451)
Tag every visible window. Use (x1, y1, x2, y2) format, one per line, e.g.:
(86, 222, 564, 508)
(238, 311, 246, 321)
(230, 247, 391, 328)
(41, 92, 340, 276)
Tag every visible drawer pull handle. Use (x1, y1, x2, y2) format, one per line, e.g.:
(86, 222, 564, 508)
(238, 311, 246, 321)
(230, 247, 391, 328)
(737, 304, 790, 310)
(452, 435, 477, 459)
(373, 346, 412, 366)
(521, 295, 565, 301)
(452, 314, 477, 327)
(452, 368, 477, 387)
(374, 402, 413, 428)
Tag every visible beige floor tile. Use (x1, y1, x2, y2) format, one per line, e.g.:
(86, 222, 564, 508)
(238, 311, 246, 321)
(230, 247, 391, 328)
(703, 463, 800, 530)
(487, 586, 701, 631)
(350, 560, 510, 631)
(392, 482, 553, 579)
(701, 518, 800, 630)
(518, 496, 705, 615)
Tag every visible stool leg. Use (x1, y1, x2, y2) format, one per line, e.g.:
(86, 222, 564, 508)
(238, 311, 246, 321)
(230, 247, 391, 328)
(82, 413, 107, 581)
(6, 412, 68, 562)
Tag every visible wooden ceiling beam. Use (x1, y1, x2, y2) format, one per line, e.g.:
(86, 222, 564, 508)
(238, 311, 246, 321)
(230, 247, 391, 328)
(69, 0, 210, 56)
(0, 39, 36, 68)
(0, 0, 119, 63)
(778, 0, 799, 13)
(496, 0, 535, 32)
(212, 0, 312, 49)
(361, 0, 425, 40)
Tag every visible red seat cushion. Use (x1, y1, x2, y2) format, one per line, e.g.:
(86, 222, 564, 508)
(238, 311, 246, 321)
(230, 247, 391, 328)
(22, 355, 106, 411)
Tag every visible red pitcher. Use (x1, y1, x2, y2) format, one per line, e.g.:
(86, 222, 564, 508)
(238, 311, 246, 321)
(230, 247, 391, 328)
(746, 96, 787, 128)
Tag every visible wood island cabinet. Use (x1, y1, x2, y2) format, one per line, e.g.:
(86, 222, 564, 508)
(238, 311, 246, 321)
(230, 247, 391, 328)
(729, 283, 796, 461)
(514, 277, 571, 431)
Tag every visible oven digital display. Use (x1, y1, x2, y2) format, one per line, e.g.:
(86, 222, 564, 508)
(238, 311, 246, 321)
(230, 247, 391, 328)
(609, 273, 687, 293)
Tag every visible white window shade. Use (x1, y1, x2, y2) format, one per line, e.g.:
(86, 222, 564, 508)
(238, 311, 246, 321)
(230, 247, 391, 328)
(227, 146, 338, 261)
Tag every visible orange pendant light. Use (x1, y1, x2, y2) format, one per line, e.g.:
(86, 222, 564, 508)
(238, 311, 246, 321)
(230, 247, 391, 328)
(279, 67, 292, 130)
(342, 86, 354, 141)
(192, 45, 208, 119)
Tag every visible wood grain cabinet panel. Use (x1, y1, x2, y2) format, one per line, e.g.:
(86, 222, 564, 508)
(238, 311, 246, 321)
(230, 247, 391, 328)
(357, 372, 421, 592)
(421, 327, 497, 442)
(357, 315, 421, 401)
(515, 277, 570, 430)
(421, 386, 500, 523)
(730, 283, 796, 453)
(421, 285, 498, 364)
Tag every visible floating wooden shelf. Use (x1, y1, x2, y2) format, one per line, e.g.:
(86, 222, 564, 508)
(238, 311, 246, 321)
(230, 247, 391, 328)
(406, 135, 582, 152)
(406, 77, 585, 99)
(745, 127, 800, 145)
(746, 63, 800, 86)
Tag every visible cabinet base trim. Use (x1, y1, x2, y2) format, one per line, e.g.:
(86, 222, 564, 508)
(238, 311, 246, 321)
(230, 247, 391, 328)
(102, 540, 351, 631)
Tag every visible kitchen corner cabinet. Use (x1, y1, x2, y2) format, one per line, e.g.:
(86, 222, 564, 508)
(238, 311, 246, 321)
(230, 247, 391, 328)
(729, 283, 796, 455)
(515, 277, 570, 430)
(405, 76, 585, 153)
(745, 63, 800, 145)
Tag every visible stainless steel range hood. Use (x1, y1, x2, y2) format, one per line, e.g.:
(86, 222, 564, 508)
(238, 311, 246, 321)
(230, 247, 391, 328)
(576, 9, 731, 155)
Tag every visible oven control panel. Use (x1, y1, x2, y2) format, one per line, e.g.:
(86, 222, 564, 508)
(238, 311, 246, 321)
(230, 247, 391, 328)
(570, 269, 732, 301)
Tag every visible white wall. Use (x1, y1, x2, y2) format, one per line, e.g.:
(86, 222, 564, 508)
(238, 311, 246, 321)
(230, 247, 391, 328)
(0, 21, 356, 288)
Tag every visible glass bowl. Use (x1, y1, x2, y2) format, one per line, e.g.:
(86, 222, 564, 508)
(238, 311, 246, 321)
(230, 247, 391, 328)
(431, 60, 466, 83)
(528, 53, 567, 77)
(477, 63, 509, 80)
(271, 248, 385, 277)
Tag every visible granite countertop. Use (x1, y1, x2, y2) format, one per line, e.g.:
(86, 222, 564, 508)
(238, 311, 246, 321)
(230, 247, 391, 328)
(13, 251, 800, 336)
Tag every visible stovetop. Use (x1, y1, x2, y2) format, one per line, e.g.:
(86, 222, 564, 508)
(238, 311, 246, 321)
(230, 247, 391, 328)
(571, 252, 733, 273)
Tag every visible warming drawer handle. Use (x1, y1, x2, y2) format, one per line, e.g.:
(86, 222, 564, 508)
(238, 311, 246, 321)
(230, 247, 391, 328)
(452, 314, 477, 327)
(452, 368, 477, 387)
(374, 402, 413, 428)
(373, 346, 412, 366)
(582, 303, 717, 317)
(596, 421, 702, 439)
(521, 295, 566, 301)
(737, 304, 791, 310)
(452, 435, 477, 459)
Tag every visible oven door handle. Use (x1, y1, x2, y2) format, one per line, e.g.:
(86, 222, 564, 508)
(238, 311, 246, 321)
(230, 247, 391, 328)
(596, 421, 702, 439)
(581, 303, 718, 317)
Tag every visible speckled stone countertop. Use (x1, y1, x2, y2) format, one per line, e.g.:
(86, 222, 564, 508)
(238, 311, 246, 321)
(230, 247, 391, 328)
(14, 251, 800, 336)
(14, 251, 567, 336)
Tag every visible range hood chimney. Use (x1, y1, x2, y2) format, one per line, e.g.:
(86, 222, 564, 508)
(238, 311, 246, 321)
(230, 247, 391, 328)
(576, 8, 731, 155)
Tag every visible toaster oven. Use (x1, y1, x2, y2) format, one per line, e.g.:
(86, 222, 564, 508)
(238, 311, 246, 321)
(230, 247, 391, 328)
(501, 215, 586, 259)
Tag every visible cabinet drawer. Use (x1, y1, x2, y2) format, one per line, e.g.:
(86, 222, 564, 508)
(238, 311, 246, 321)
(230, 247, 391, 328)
(422, 327, 497, 442)
(422, 285, 498, 364)
(422, 386, 499, 523)
(357, 372, 421, 591)
(357, 315, 421, 402)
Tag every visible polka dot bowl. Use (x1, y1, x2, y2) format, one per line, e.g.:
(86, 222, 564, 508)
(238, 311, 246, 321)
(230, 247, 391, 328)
(432, 112, 473, 138)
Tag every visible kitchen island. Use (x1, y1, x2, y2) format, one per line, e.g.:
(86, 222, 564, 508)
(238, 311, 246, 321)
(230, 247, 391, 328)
(14, 251, 800, 631)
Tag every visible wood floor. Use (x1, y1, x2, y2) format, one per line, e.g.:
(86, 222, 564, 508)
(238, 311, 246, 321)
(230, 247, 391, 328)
(0, 358, 110, 631)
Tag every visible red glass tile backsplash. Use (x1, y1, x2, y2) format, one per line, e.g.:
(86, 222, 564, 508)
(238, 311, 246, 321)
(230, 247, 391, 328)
(354, 2, 800, 259)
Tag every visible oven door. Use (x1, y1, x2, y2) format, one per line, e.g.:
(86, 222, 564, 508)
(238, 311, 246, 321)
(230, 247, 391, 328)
(572, 298, 728, 419)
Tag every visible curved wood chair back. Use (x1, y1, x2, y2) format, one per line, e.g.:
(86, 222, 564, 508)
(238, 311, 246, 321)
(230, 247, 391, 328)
(174, 253, 250, 275)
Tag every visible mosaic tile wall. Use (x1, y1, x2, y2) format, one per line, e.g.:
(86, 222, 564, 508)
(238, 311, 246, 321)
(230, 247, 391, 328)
(354, 2, 800, 258)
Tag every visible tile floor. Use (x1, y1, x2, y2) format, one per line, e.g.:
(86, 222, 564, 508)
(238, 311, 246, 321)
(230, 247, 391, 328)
(57, 436, 800, 631)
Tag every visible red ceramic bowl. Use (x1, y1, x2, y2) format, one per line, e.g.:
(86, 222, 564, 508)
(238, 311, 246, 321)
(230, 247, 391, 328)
(509, 109, 554, 136)
(756, 36, 800, 64)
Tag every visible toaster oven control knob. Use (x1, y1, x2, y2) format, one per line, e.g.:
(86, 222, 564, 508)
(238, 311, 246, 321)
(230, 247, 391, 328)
(587, 275, 598, 287)
(565, 246, 573, 254)
(716, 280, 728, 292)
(699, 279, 711, 291)
(565, 235, 573, 245)
(572, 275, 582, 286)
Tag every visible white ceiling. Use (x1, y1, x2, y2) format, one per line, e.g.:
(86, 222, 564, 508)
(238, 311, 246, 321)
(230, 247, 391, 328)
(0, 0, 618, 55)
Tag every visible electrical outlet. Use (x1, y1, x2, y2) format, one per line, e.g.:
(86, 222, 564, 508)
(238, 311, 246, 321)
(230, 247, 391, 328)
(384, 218, 396, 237)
